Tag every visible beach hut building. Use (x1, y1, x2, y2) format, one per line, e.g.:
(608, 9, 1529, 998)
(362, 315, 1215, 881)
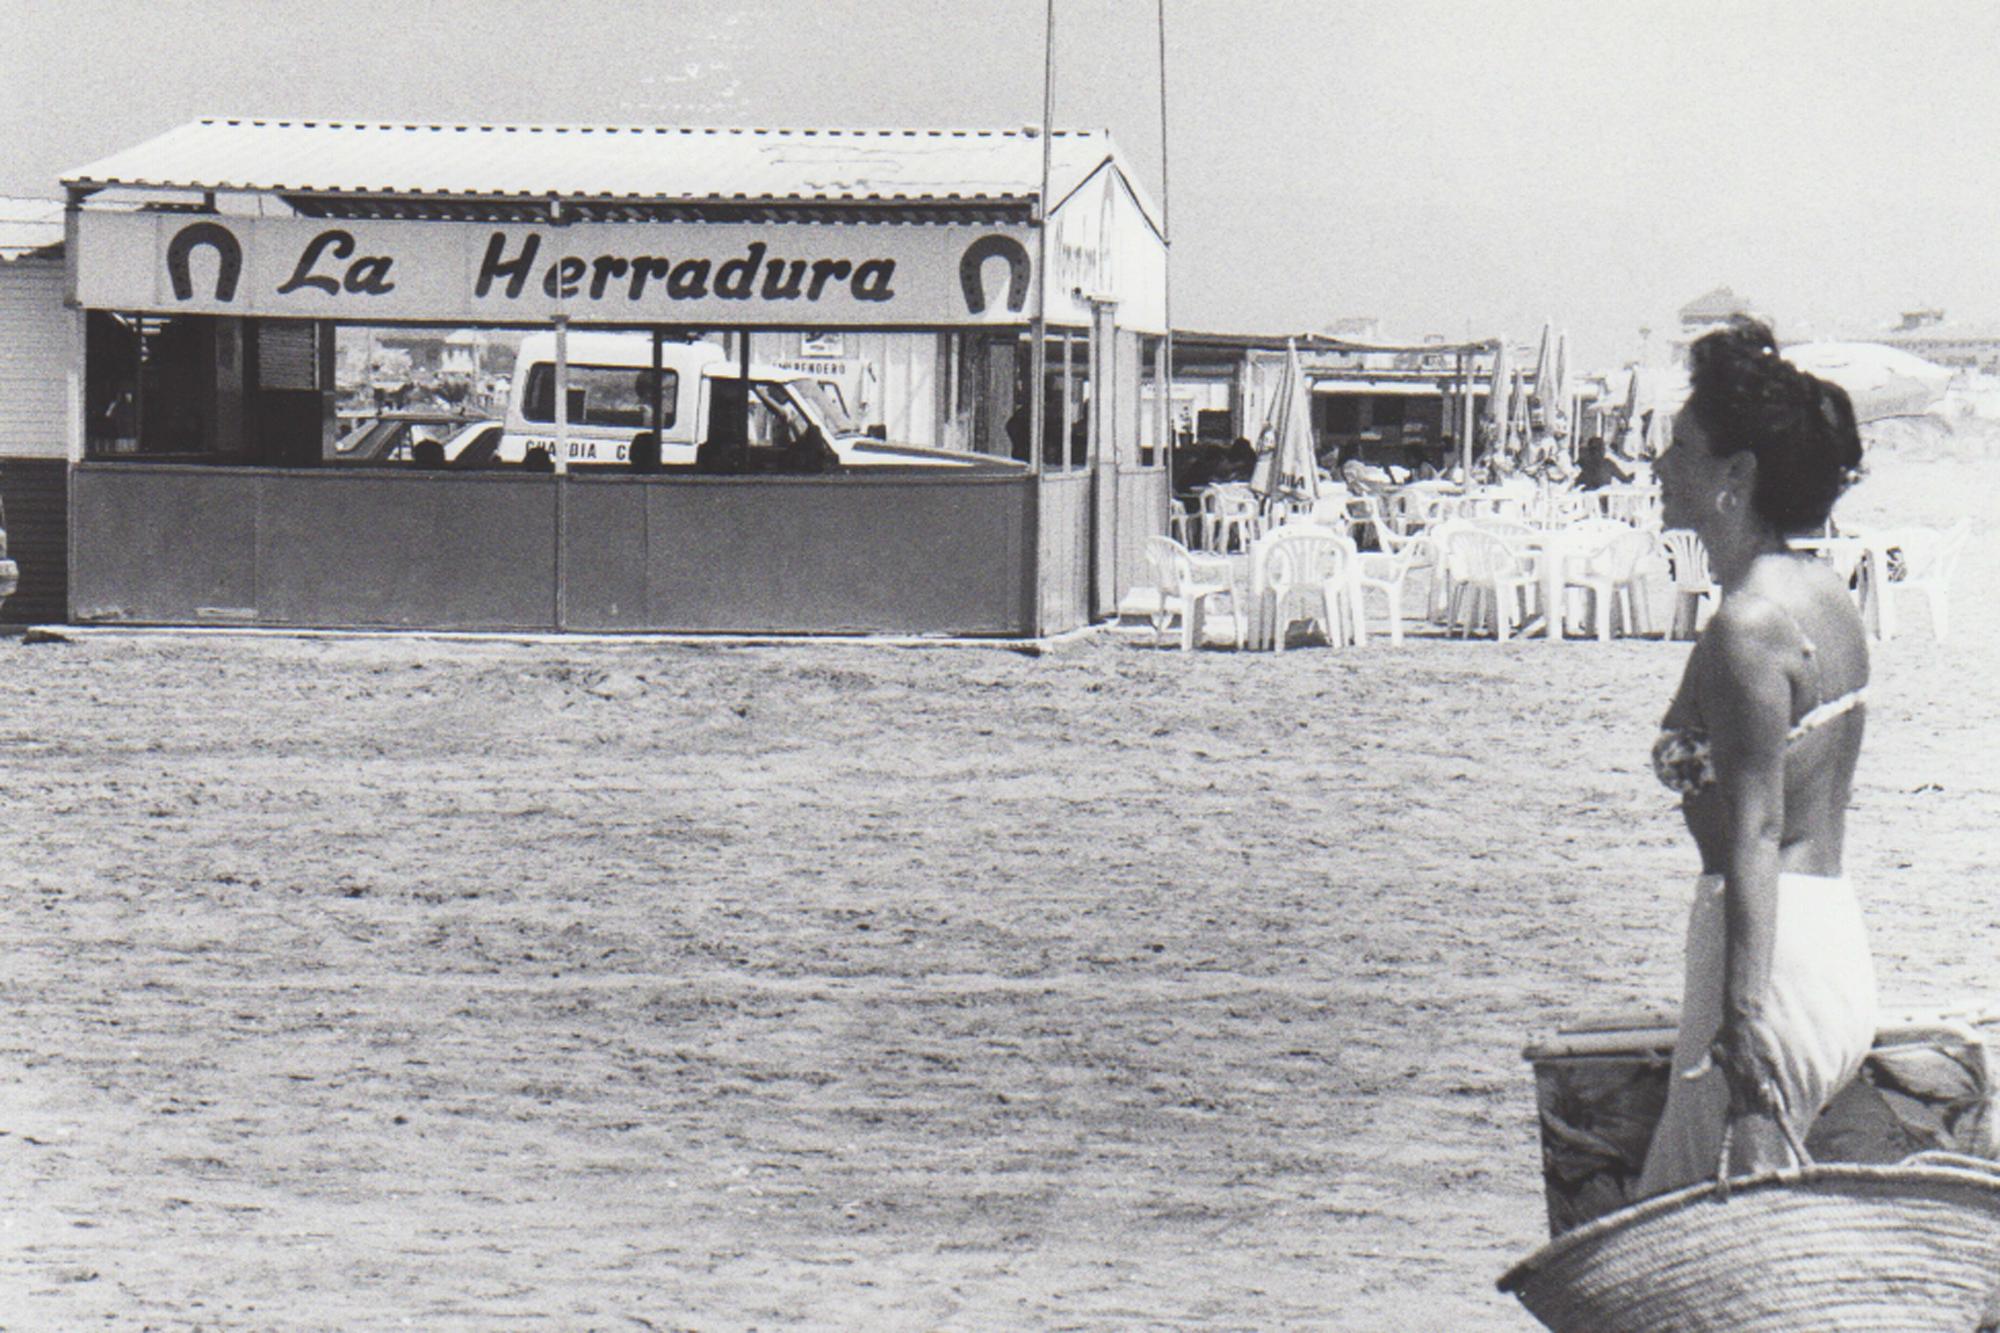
(1168, 330, 1499, 475)
(0, 198, 72, 623)
(58, 118, 1171, 635)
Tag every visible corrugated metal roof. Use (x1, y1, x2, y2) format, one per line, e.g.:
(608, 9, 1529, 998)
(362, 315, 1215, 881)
(0, 197, 64, 256)
(62, 118, 1157, 226)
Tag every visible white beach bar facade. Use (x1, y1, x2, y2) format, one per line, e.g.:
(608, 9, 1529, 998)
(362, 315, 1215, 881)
(60, 119, 1170, 635)
(0, 199, 71, 623)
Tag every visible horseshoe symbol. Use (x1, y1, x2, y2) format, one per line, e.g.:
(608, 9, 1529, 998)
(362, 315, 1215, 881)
(166, 221, 243, 303)
(959, 235, 1031, 315)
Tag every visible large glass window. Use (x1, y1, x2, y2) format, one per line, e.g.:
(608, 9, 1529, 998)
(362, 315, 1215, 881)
(522, 364, 678, 429)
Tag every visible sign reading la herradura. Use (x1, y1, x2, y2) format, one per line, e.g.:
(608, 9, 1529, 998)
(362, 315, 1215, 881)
(78, 214, 1038, 327)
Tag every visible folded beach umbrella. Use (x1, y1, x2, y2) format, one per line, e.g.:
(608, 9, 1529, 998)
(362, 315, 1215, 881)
(1252, 339, 1320, 502)
(1532, 321, 1555, 427)
(1552, 330, 1571, 437)
(1616, 365, 1644, 452)
(1487, 337, 1513, 452)
(1509, 367, 1531, 443)
(1781, 342, 1952, 423)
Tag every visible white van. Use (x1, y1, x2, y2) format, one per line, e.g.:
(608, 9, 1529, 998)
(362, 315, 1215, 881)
(499, 332, 1019, 472)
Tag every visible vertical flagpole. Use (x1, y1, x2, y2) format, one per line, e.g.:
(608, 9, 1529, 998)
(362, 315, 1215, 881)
(1030, 0, 1055, 482)
(1157, 0, 1174, 532)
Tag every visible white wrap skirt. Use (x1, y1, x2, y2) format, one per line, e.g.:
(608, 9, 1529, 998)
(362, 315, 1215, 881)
(1636, 872, 1877, 1199)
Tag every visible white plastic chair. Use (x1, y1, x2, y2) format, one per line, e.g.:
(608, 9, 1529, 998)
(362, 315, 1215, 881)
(1470, 516, 1541, 547)
(1361, 491, 1433, 556)
(1445, 527, 1540, 641)
(1458, 488, 1529, 522)
(1561, 525, 1659, 641)
(1261, 526, 1359, 651)
(1202, 485, 1263, 553)
(1423, 517, 1470, 624)
(1355, 534, 1433, 645)
(1337, 494, 1377, 547)
(1528, 490, 1591, 530)
(1659, 528, 1716, 640)
(1305, 492, 1343, 523)
(1866, 521, 1970, 642)
(1145, 535, 1235, 651)
(1598, 484, 1661, 527)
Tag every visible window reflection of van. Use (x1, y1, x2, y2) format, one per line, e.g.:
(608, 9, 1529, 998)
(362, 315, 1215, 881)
(499, 333, 1024, 472)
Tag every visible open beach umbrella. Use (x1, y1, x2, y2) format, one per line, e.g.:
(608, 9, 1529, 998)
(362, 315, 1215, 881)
(1251, 340, 1320, 503)
(1781, 342, 1952, 423)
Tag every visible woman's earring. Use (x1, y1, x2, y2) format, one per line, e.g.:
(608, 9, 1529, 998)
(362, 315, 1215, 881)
(1715, 491, 1739, 516)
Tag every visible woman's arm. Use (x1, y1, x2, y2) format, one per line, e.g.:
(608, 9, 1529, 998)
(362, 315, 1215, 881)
(1697, 595, 1798, 1109)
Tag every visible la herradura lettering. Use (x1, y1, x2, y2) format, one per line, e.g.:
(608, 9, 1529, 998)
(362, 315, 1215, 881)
(474, 234, 897, 305)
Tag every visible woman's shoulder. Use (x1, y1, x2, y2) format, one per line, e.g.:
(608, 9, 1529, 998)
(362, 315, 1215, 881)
(1704, 587, 1805, 658)
(1710, 561, 1867, 688)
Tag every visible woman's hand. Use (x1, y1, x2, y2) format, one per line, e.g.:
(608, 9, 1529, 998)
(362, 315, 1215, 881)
(1708, 1012, 1786, 1119)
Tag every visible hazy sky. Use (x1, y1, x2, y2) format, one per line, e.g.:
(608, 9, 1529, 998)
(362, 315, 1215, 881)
(5, 0, 1998, 367)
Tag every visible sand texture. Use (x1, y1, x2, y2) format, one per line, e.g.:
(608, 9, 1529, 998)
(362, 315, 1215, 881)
(1, 457, 1994, 1330)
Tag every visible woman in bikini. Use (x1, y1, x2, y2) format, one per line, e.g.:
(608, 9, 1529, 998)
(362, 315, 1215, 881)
(1638, 316, 1872, 1197)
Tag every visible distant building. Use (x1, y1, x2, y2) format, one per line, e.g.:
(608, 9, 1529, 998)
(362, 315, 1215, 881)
(1678, 286, 1754, 330)
(1868, 309, 2000, 373)
(1668, 286, 1761, 363)
(441, 329, 481, 380)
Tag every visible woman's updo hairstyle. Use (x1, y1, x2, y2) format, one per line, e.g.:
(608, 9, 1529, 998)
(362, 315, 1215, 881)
(1684, 316, 1863, 534)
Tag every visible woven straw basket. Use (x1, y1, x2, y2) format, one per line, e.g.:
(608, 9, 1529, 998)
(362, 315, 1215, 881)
(1499, 1153, 2000, 1331)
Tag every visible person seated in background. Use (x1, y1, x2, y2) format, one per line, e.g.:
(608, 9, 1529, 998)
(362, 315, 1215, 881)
(1173, 440, 1226, 492)
(521, 445, 555, 473)
(408, 438, 446, 470)
(628, 431, 662, 474)
(1486, 447, 1535, 493)
(1542, 442, 1577, 487)
(1218, 436, 1259, 483)
(1340, 457, 1396, 493)
(1005, 404, 1031, 463)
(1575, 435, 1635, 491)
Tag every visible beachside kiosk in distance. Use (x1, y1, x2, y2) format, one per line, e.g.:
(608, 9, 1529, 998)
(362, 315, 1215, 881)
(58, 119, 1171, 635)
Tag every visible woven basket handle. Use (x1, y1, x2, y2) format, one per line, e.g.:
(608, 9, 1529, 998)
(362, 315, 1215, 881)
(1712, 1073, 1813, 1199)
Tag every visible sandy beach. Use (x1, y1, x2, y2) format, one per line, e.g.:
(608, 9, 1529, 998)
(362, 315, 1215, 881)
(0, 452, 1993, 1330)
